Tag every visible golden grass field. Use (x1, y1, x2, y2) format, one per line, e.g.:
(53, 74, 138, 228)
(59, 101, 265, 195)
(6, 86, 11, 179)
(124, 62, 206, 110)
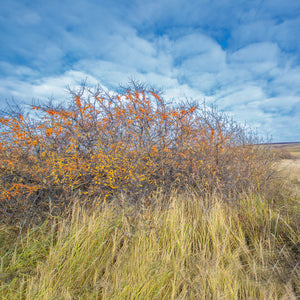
(270, 143, 300, 159)
(271, 143, 300, 183)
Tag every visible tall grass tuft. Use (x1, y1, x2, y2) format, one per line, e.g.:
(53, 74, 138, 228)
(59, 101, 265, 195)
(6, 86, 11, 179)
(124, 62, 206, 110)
(1, 187, 299, 299)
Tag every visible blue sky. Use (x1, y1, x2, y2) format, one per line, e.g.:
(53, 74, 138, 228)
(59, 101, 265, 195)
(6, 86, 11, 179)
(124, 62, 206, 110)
(1, 0, 300, 142)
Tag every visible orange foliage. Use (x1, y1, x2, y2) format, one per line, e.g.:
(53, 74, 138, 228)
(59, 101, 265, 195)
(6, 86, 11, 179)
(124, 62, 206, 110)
(0, 83, 272, 223)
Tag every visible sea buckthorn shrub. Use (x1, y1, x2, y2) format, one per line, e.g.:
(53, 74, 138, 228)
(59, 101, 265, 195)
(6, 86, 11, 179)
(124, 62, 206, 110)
(0, 82, 274, 223)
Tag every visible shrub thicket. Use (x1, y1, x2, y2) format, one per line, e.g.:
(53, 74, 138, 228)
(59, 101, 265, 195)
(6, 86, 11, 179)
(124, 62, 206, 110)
(0, 82, 275, 223)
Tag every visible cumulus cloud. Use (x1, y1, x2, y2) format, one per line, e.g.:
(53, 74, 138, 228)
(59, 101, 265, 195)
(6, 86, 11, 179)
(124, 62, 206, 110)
(0, 70, 99, 108)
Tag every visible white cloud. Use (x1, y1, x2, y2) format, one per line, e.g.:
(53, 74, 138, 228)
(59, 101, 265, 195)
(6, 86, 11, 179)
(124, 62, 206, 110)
(270, 67, 300, 95)
(172, 33, 226, 67)
(215, 85, 266, 110)
(0, 70, 99, 107)
(260, 96, 300, 115)
(229, 42, 280, 64)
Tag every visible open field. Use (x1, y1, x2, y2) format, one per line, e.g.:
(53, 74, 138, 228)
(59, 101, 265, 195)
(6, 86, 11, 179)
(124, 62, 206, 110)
(277, 159, 300, 183)
(269, 143, 300, 183)
(268, 142, 300, 159)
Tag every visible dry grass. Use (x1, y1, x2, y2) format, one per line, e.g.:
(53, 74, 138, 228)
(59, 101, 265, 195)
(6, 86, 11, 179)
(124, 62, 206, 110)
(0, 187, 299, 299)
(270, 143, 300, 159)
(277, 159, 300, 183)
(280, 144, 300, 159)
(272, 143, 300, 184)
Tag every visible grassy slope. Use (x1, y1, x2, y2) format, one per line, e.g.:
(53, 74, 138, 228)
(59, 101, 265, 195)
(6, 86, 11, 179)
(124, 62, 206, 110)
(0, 147, 299, 299)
